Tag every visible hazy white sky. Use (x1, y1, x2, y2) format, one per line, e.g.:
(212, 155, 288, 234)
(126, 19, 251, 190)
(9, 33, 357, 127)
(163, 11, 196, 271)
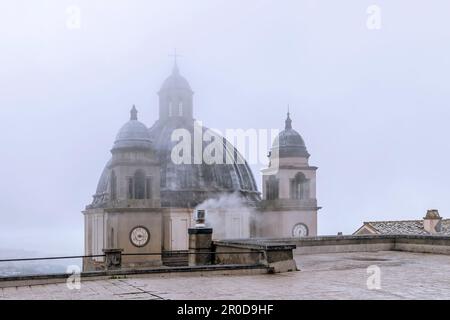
(1, 0, 450, 255)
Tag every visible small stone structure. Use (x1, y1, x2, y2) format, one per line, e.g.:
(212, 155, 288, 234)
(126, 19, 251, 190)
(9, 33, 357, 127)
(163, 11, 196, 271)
(103, 249, 123, 270)
(188, 227, 213, 266)
(423, 209, 442, 234)
(213, 240, 298, 273)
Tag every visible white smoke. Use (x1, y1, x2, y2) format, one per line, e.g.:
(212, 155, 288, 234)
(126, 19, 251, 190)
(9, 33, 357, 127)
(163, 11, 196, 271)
(195, 193, 256, 240)
(196, 192, 244, 210)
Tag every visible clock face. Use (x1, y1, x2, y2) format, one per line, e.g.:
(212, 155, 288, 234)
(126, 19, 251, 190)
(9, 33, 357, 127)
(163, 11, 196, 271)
(292, 223, 309, 237)
(130, 226, 150, 247)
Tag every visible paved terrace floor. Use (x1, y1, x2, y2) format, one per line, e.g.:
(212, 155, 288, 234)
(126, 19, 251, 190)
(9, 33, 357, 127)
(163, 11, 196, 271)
(1, 251, 450, 300)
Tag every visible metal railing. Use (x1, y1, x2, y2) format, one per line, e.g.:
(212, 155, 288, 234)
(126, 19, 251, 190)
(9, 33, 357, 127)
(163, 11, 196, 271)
(0, 254, 103, 263)
(0, 251, 264, 264)
(121, 251, 264, 257)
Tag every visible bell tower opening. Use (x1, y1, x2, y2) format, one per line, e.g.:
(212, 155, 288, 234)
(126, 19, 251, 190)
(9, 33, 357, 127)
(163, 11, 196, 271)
(290, 172, 310, 200)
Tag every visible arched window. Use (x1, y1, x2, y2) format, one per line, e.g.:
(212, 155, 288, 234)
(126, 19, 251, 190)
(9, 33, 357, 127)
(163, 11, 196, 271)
(290, 172, 309, 200)
(110, 170, 117, 201)
(127, 170, 152, 200)
(178, 101, 183, 116)
(134, 170, 146, 199)
(266, 175, 279, 200)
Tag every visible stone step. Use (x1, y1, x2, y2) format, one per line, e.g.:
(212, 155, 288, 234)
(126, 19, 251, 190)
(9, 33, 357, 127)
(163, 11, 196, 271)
(162, 251, 188, 267)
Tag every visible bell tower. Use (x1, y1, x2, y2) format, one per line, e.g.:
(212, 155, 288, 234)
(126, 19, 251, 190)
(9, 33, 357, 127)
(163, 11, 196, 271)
(258, 110, 320, 237)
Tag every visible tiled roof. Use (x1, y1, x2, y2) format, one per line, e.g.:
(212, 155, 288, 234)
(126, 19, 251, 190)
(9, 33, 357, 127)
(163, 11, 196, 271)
(365, 219, 450, 235)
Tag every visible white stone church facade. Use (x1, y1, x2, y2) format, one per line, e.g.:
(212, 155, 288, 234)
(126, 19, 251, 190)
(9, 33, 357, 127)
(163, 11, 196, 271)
(83, 63, 319, 270)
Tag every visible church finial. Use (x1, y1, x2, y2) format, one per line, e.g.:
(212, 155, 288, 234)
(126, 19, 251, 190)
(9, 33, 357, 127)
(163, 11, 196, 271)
(130, 105, 138, 121)
(285, 106, 292, 130)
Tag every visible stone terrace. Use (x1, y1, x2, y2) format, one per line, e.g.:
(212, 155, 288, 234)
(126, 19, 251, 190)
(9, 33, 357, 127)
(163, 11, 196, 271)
(1, 251, 450, 300)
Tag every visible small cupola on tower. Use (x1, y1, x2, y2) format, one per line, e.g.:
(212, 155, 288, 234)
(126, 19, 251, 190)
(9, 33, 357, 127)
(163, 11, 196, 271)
(158, 59, 194, 121)
(270, 111, 310, 160)
(112, 105, 153, 152)
(107, 106, 160, 205)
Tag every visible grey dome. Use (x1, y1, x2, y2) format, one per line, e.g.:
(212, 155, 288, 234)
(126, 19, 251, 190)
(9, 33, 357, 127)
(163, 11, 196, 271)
(159, 64, 193, 93)
(112, 106, 152, 151)
(272, 113, 309, 158)
(149, 117, 260, 207)
(90, 117, 260, 209)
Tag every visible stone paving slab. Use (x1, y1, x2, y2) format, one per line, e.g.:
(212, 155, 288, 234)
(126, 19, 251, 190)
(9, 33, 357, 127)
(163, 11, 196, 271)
(1, 251, 450, 300)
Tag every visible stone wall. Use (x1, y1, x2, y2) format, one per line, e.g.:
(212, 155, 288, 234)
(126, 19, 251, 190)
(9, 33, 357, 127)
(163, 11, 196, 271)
(213, 242, 264, 265)
(251, 235, 450, 255)
(213, 240, 298, 273)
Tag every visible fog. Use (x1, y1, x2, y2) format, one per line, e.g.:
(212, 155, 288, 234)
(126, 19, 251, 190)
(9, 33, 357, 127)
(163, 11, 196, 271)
(1, 0, 449, 255)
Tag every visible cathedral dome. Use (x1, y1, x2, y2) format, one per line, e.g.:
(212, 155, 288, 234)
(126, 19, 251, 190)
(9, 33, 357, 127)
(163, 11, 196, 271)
(149, 117, 260, 207)
(89, 68, 260, 209)
(272, 112, 309, 158)
(112, 106, 152, 151)
(90, 117, 260, 209)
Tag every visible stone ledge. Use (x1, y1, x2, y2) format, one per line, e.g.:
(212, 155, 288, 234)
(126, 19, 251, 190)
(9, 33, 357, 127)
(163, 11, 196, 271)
(0, 264, 268, 288)
(254, 234, 450, 242)
(213, 240, 297, 273)
(242, 235, 450, 255)
(188, 228, 213, 235)
(214, 239, 296, 251)
(214, 235, 450, 258)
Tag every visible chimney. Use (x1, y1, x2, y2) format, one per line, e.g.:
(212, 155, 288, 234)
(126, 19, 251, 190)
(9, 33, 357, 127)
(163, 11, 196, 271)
(423, 209, 442, 234)
(195, 209, 206, 227)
